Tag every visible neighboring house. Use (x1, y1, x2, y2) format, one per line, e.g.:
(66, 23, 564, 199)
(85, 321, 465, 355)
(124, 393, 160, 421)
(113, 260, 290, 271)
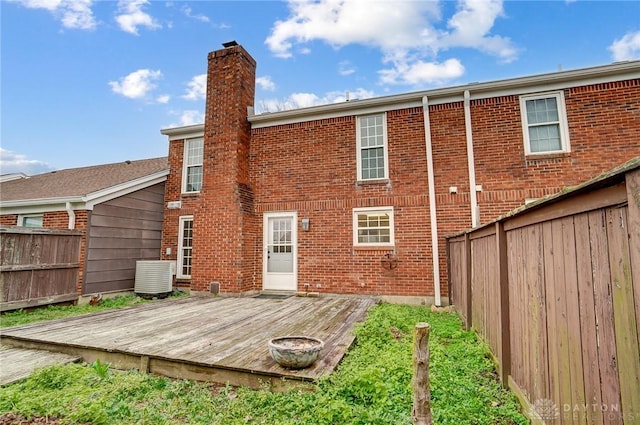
(0, 158, 169, 295)
(160, 43, 639, 304)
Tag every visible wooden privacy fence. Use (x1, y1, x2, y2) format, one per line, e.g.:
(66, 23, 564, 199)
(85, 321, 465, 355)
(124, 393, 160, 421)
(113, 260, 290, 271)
(447, 157, 640, 425)
(1, 226, 82, 311)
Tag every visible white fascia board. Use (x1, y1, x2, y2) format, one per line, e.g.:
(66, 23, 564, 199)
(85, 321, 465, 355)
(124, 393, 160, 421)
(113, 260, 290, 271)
(161, 124, 204, 141)
(1, 198, 84, 215)
(84, 170, 169, 210)
(249, 61, 640, 128)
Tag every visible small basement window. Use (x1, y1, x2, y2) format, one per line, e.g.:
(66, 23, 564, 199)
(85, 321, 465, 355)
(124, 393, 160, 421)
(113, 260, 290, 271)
(18, 214, 43, 227)
(353, 207, 394, 247)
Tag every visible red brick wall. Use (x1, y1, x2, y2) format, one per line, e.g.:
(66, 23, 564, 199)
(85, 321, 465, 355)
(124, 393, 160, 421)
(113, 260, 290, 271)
(251, 109, 435, 296)
(430, 102, 473, 296)
(74, 210, 89, 294)
(0, 215, 17, 225)
(471, 79, 640, 223)
(43, 211, 70, 228)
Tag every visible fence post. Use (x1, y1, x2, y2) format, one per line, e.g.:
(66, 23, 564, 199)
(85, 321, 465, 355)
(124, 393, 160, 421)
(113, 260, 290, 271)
(412, 323, 432, 425)
(495, 221, 511, 386)
(464, 233, 472, 330)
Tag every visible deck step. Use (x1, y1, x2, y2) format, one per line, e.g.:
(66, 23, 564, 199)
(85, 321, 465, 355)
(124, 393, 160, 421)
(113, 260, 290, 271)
(0, 346, 81, 386)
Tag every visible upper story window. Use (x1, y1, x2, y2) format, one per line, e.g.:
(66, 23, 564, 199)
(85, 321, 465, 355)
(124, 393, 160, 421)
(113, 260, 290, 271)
(356, 113, 389, 181)
(182, 137, 204, 193)
(18, 214, 43, 227)
(353, 207, 394, 247)
(520, 92, 570, 155)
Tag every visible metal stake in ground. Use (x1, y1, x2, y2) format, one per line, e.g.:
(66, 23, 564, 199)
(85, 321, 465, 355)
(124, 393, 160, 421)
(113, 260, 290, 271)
(412, 322, 432, 425)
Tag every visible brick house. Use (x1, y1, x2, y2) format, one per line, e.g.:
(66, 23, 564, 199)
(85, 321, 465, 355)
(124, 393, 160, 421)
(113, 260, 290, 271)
(0, 158, 168, 296)
(160, 43, 639, 304)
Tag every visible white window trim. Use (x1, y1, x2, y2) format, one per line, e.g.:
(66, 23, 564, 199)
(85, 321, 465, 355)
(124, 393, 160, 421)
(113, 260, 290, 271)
(352, 206, 395, 247)
(177, 215, 194, 279)
(181, 137, 203, 194)
(356, 113, 389, 181)
(18, 213, 44, 227)
(519, 91, 571, 156)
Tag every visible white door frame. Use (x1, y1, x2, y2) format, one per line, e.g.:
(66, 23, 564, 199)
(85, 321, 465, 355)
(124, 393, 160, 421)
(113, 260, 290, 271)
(262, 211, 297, 291)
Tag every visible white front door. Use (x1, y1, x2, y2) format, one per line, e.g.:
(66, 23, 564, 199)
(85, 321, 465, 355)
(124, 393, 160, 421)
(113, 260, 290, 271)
(263, 212, 297, 291)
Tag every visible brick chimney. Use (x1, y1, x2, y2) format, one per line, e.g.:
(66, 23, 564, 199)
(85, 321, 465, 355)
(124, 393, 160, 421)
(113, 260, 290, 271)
(190, 42, 257, 293)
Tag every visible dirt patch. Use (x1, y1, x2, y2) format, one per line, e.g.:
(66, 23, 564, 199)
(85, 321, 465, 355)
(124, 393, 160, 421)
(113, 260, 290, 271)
(0, 413, 64, 424)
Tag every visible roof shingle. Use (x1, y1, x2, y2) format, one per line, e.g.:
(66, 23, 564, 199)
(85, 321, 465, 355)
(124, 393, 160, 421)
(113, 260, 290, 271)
(0, 157, 168, 202)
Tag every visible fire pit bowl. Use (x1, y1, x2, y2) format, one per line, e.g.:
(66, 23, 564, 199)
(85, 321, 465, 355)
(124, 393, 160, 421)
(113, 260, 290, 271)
(268, 336, 324, 369)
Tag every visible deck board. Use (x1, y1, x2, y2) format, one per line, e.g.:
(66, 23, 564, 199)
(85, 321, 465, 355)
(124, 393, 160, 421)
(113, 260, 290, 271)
(0, 296, 376, 389)
(0, 346, 81, 386)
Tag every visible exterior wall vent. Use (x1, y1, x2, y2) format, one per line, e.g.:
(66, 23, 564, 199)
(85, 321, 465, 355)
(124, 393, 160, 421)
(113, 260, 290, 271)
(135, 260, 176, 297)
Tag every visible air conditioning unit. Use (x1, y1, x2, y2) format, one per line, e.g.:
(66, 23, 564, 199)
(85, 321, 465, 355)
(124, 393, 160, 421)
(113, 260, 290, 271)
(134, 260, 176, 297)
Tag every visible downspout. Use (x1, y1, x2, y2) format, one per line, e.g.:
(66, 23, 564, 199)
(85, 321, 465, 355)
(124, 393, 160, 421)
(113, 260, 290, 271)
(464, 91, 479, 227)
(66, 202, 75, 230)
(422, 96, 441, 306)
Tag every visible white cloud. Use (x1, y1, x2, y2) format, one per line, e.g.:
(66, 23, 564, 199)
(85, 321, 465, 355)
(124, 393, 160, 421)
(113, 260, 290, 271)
(338, 60, 356, 76)
(0, 148, 53, 176)
(156, 94, 170, 104)
(115, 0, 160, 35)
(179, 110, 204, 126)
(609, 30, 640, 61)
(9, 0, 97, 30)
(109, 69, 163, 100)
(379, 58, 465, 85)
(182, 74, 207, 100)
(257, 87, 375, 113)
(266, 0, 439, 58)
(182, 5, 209, 23)
(256, 76, 276, 91)
(440, 0, 517, 63)
(265, 0, 517, 86)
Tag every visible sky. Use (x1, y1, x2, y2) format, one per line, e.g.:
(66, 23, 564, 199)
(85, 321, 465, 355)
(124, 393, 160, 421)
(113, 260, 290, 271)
(1, 0, 639, 176)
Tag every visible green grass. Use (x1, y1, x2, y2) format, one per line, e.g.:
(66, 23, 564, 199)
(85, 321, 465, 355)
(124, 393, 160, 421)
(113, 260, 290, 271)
(0, 302, 527, 424)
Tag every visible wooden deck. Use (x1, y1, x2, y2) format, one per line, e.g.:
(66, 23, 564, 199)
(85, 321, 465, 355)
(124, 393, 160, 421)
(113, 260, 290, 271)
(0, 296, 376, 390)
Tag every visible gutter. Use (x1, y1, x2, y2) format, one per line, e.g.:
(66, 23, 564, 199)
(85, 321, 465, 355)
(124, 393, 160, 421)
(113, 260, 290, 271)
(66, 202, 75, 230)
(464, 91, 479, 227)
(422, 96, 442, 307)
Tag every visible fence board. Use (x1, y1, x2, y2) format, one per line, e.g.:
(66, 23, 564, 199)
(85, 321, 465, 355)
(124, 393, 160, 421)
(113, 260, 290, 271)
(508, 228, 526, 398)
(529, 224, 549, 407)
(606, 206, 640, 420)
(560, 216, 586, 424)
(574, 213, 604, 425)
(587, 210, 621, 425)
(552, 219, 574, 422)
(542, 221, 562, 421)
(626, 169, 640, 363)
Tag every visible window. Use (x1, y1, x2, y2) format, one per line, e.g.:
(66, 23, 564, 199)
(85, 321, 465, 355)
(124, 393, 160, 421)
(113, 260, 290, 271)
(182, 137, 203, 193)
(353, 207, 394, 246)
(177, 216, 194, 279)
(18, 214, 43, 227)
(520, 92, 570, 155)
(357, 113, 388, 180)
